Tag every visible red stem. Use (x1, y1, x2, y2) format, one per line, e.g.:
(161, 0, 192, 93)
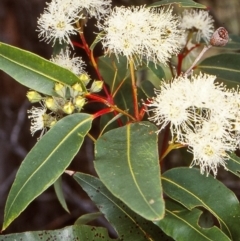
(93, 107, 114, 119)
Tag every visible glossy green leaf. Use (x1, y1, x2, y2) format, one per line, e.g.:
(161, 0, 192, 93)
(162, 167, 240, 240)
(2, 113, 93, 231)
(73, 172, 172, 241)
(54, 176, 69, 213)
(0, 225, 116, 241)
(0, 42, 86, 96)
(156, 199, 231, 241)
(94, 122, 164, 221)
(74, 212, 103, 225)
(228, 153, 240, 178)
(148, 0, 206, 8)
(197, 53, 240, 83)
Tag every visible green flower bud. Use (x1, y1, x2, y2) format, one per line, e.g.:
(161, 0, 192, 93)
(79, 73, 90, 86)
(90, 80, 103, 93)
(63, 101, 75, 114)
(26, 91, 42, 103)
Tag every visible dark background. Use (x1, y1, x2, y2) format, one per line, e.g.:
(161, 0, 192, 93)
(0, 0, 240, 235)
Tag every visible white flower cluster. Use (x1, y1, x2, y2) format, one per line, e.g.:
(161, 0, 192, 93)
(50, 47, 86, 76)
(37, 0, 111, 46)
(179, 9, 214, 44)
(147, 73, 240, 176)
(97, 6, 183, 66)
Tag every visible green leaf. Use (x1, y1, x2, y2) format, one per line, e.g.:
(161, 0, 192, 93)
(94, 121, 164, 221)
(73, 172, 172, 241)
(224, 34, 240, 50)
(0, 42, 86, 95)
(74, 212, 103, 225)
(148, 0, 206, 8)
(228, 153, 240, 178)
(197, 53, 240, 83)
(0, 225, 116, 241)
(54, 176, 69, 213)
(2, 113, 93, 231)
(98, 54, 130, 94)
(156, 199, 231, 241)
(140, 80, 156, 98)
(162, 167, 240, 240)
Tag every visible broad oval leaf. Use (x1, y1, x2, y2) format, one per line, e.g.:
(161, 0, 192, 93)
(2, 113, 93, 231)
(0, 225, 116, 241)
(156, 199, 231, 241)
(73, 172, 172, 241)
(0, 42, 86, 95)
(197, 53, 240, 83)
(94, 121, 164, 221)
(148, 0, 206, 8)
(162, 167, 240, 241)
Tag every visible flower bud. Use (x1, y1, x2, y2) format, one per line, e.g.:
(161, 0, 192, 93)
(72, 83, 83, 92)
(26, 91, 42, 103)
(45, 97, 58, 112)
(63, 101, 75, 114)
(210, 27, 229, 47)
(74, 96, 86, 110)
(90, 80, 103, 93)
(54, 82, 66, 97)
(79, 73, 90, 86)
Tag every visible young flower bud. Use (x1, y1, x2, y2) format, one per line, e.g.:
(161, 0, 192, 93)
(79, 73, 90, 86)
(26, 91, 42, 103)
(74, 96, 86, 110)
(90, 80, 103, 93)
(210, 27, 229, 47)
(63, 101, 75, 114)
(45, 97, 59, 112)
(72, 83, 83, 92)
(54, 82, 66, 97)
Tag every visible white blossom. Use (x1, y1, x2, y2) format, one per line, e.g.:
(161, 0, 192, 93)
(27, 105, 47, 137)
(146, 72, 240, 176)
(50, 47, 86, 75)
(37, 0, 83, 47)
(97, 6, 183, 66)
(146, 73, 226, 141)
(187, 130, 235, 177)
(179, 9, 214, 43)
(76, 0, 111, 20)
(27, 105, 56, 138)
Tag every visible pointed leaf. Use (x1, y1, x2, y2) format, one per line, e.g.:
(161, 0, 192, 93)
(0, 42, 86, 95)
(0, 225, 116, 241)
(94, 121, 164, 221)
(2, 113, 93, 231)
(197, 53, 240, 83)
(54, 176, 69, 213)
(156, 199, 231, 241)
(73, 172, 172, 241)
(148, 0, 206, 8)
(74, 212, 103, 225)
(228, 153, 240, 178)
(162, 167, 240, 240)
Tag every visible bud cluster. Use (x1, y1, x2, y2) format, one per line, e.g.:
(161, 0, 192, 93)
(27, 75, 103, 138)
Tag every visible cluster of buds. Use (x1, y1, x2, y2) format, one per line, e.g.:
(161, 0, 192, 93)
(27, 74, 103, 137)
